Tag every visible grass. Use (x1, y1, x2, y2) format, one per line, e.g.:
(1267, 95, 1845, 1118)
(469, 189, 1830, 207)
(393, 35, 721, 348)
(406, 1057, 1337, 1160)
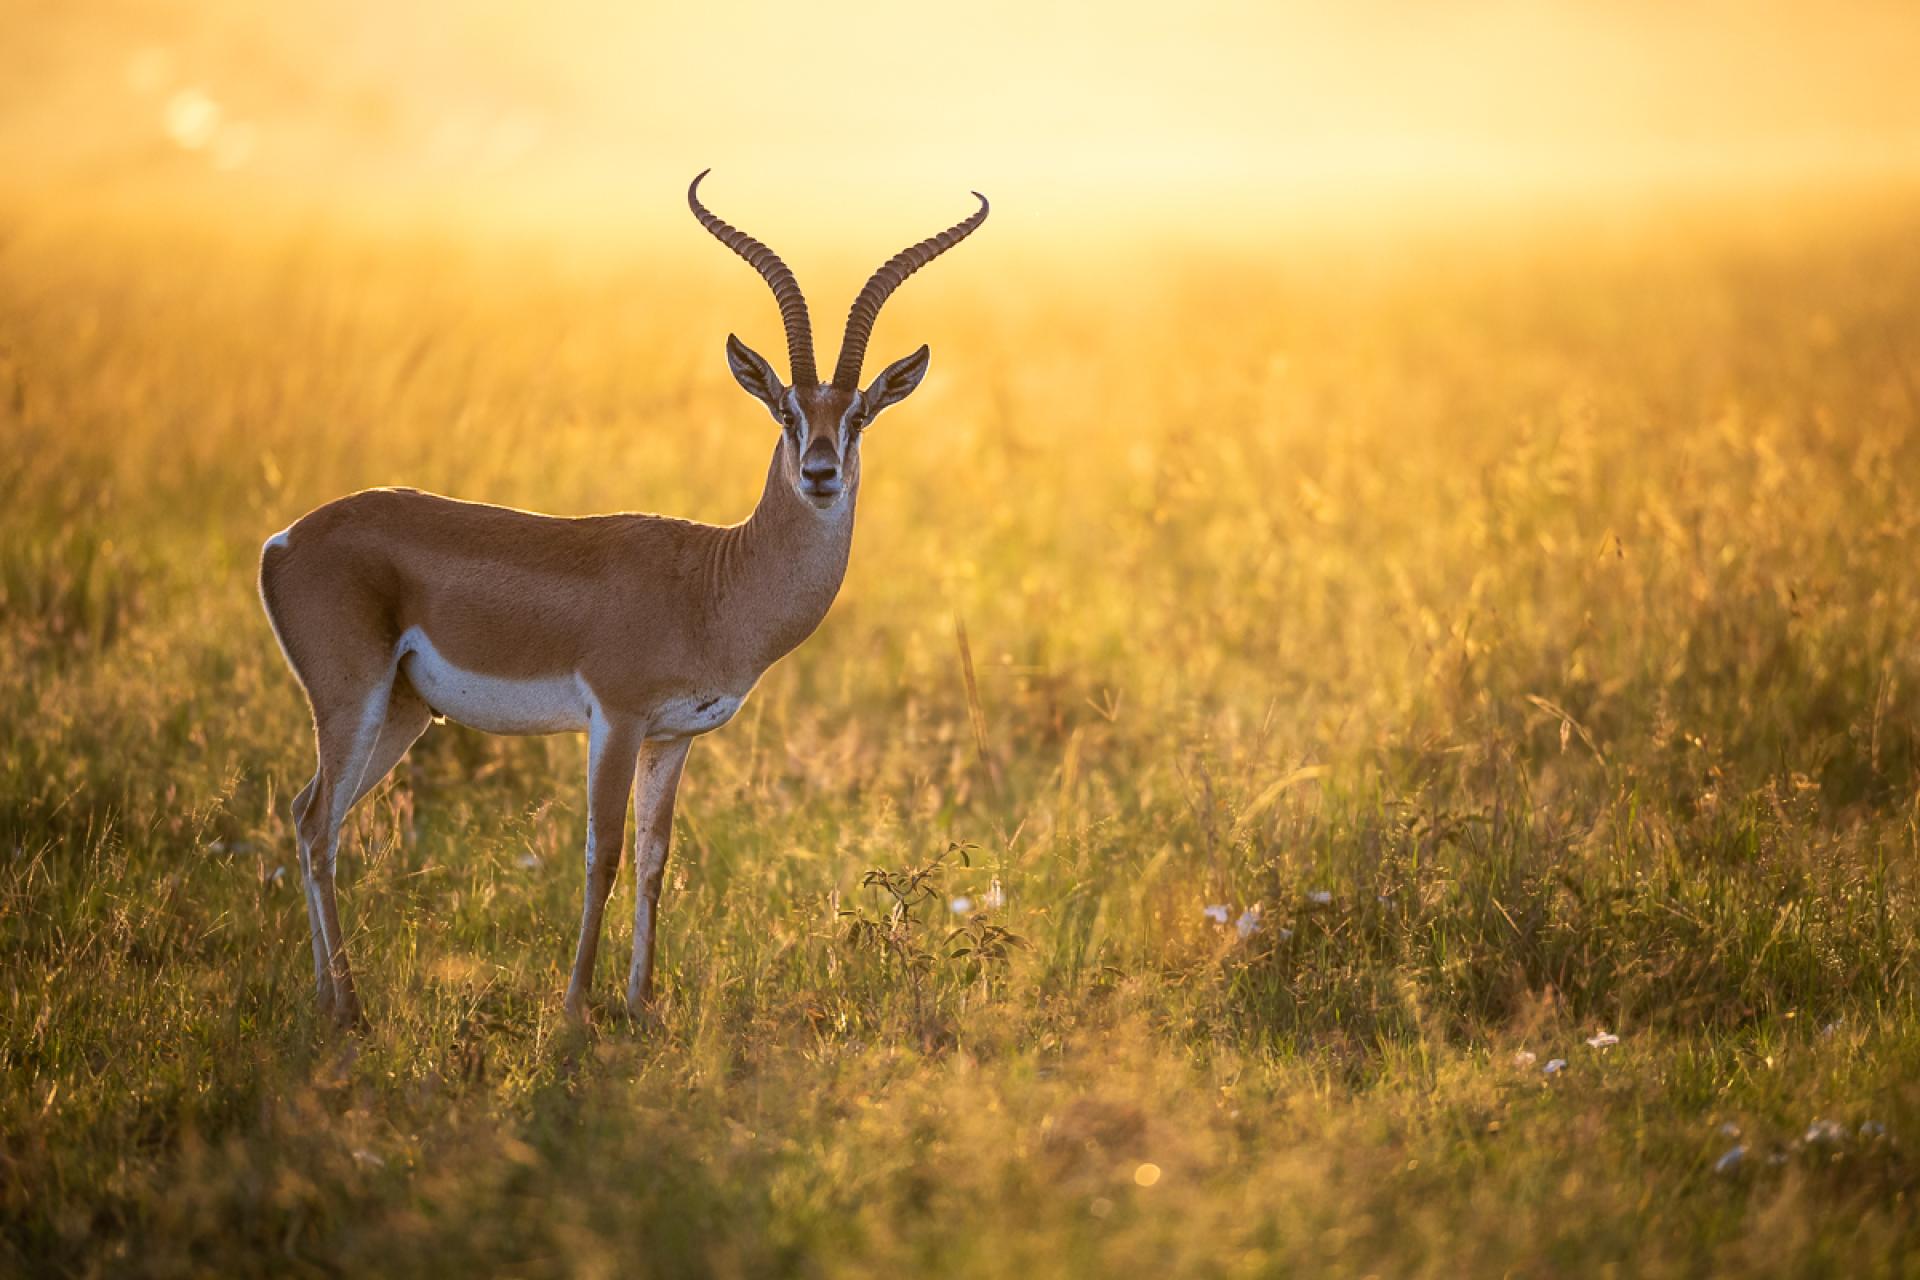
(3, 200, 1919, 1276)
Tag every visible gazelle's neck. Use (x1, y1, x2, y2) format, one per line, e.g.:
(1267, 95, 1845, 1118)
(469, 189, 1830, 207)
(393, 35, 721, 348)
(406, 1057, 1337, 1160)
(713, 443, 857, 671)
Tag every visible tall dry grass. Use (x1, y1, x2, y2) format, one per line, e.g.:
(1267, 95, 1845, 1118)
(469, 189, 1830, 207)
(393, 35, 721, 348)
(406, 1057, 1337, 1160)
(3, 200, 1919, 1275)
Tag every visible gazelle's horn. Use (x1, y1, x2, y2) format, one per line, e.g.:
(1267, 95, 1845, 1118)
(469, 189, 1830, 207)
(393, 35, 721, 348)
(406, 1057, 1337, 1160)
(688, 169, 818, 386)
(832, 191, 989, 391)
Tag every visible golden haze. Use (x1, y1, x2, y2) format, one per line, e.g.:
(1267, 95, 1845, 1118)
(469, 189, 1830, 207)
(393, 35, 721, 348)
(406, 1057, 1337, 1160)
(4, 0, 1919, 242)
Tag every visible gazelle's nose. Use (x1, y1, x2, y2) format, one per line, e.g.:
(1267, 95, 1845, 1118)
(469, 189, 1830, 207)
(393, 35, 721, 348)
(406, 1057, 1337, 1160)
(800, 444, 841, 492)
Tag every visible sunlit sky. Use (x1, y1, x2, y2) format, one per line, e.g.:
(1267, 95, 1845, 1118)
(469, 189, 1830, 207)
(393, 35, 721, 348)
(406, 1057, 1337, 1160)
(5, 0, 1919, 238)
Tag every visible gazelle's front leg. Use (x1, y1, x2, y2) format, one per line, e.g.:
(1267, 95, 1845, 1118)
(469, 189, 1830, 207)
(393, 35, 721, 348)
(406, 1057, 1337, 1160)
(627, 737, 691, 1017)
(563, 712, 643, 1022)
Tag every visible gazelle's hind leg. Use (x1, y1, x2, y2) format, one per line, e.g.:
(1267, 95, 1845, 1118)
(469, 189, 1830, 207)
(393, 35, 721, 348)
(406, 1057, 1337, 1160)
(264, 533, 435, 1026)
(293, 674, 432, 1025)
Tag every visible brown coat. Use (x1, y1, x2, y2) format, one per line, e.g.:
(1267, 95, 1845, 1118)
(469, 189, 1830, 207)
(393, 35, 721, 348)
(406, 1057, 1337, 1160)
(260, 439, 855, 727)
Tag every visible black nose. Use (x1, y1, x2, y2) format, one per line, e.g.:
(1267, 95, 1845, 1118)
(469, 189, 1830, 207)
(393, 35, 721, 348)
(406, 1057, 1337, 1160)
(801, 447, 840, 487)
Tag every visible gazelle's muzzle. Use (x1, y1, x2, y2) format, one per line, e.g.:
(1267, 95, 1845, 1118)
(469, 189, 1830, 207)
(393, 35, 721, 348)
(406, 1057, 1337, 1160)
(799, 440, 843, 502)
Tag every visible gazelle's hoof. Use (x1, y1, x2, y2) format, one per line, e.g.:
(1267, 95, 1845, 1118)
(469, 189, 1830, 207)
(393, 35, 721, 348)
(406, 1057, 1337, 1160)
(624, 992, 665, 1033)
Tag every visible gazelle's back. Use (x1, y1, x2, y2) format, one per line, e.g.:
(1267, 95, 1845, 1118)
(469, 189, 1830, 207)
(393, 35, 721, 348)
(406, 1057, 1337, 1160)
(264, 487, 716, 686)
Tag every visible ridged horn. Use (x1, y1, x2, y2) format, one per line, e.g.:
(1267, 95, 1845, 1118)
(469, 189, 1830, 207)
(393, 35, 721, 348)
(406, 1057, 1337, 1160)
(688, 169, 817, 386)
(832, 191, 989, 391)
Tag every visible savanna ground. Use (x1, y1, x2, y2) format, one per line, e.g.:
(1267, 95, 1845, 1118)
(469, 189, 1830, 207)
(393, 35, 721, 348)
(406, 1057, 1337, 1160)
(4, 194, 1920, 1277)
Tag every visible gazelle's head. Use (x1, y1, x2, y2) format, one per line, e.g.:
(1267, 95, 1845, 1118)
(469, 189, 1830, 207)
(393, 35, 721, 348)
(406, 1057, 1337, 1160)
(690, 171, 988, 512)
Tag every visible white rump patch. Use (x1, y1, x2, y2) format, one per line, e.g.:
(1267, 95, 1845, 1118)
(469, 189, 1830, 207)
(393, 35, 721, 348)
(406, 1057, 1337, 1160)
(396, 626, 591, 735)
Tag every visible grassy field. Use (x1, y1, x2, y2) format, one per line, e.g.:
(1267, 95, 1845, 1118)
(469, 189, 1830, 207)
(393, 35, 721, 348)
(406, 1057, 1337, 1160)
(3, 199, 1920, 1277)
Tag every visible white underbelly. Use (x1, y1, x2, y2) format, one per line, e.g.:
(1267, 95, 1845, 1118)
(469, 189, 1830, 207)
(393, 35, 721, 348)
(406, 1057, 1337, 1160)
(397, 627, 590, 735)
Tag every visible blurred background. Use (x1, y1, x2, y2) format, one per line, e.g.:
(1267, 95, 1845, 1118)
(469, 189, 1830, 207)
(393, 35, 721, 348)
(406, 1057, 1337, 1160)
(6, 0, 1919, 245)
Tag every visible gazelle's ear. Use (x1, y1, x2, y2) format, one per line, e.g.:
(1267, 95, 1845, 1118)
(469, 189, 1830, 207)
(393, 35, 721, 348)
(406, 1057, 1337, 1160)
(725, 334, 785, 416)
(860, 345, 930, 422)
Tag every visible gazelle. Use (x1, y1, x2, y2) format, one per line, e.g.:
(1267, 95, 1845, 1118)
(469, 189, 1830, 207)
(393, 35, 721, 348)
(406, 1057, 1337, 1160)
(259, 172, 988, 1026)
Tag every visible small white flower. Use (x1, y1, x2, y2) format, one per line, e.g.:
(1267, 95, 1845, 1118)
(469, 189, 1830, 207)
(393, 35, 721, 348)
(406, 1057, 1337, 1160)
(1306, 890, 1333, 905)
(1544, 1058, 1567, 1075)
(1586, 1031, 1619, 1049)
(1713, 1145, 1745, 1175)
(1717, 1121, 1742, 1139)
(1805, 1119, 1846, 1145)
(950, 896, 974, 916)
(1202, 904, 1231, 925)
(982, 879, 1006, 910)
(1513, 1050, 1537, 1067)
(1235, 906, 1262, 939)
